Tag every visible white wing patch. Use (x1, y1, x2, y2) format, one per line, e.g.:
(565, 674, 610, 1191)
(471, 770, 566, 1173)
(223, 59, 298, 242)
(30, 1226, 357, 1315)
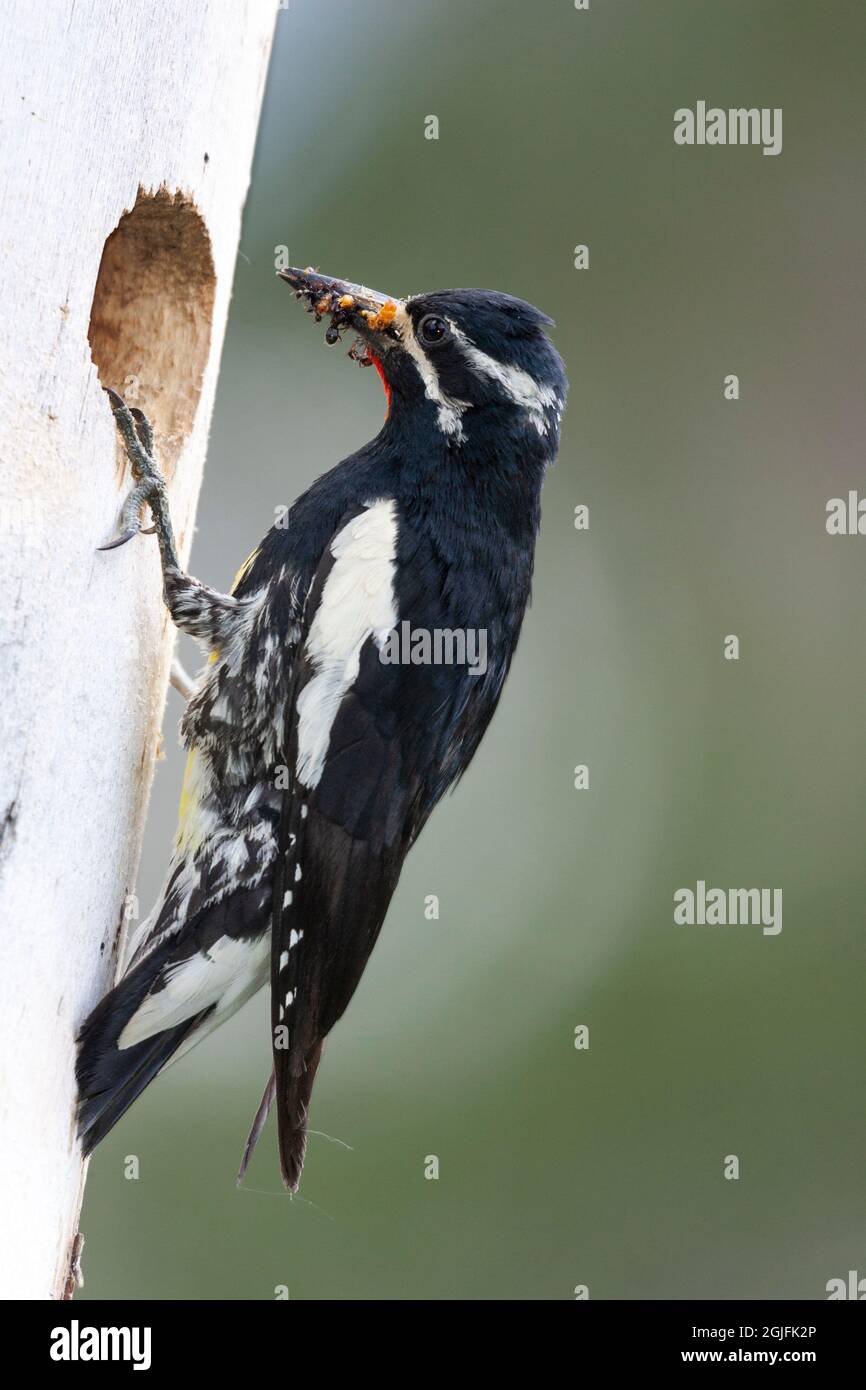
(295, 499, 398, 790)
(117, 933, 270, 1050)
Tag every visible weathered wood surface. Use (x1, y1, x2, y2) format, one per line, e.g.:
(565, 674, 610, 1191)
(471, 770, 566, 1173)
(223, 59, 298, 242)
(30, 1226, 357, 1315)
(0, 0, 276, 1299)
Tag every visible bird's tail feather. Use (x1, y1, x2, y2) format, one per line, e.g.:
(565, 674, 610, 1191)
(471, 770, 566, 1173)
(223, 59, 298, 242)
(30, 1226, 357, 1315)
(276, 1040, 324, 1192)
(76, 939, 212, 1155)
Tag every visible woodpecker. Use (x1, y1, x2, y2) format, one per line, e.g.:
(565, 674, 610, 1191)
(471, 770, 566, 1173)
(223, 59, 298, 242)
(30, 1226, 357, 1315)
(76, 268, 568, 1190)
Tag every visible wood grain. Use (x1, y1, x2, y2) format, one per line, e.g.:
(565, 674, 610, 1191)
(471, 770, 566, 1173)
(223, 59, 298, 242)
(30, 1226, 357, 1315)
(0, 0, 276, 1298)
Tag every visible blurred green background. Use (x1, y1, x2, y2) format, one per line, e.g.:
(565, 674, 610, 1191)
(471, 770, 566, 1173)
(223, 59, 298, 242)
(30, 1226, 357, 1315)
(79, 0, 866, 1299)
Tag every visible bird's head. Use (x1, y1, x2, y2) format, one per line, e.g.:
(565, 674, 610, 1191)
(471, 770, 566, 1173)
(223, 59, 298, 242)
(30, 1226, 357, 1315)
(279, 267, 567, 455)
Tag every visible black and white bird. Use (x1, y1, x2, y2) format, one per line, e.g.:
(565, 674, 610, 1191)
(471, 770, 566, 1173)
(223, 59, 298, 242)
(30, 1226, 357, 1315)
(76, 268, 567, 1189)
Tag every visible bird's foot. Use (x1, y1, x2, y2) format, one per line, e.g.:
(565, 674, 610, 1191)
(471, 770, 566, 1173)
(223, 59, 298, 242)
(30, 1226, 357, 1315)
(99, 390, 178, 569)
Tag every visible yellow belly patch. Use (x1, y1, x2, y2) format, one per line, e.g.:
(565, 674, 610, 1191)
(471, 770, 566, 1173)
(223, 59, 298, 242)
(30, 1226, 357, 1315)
(231, 547, 260, 593)
(177, 747, 207, 851)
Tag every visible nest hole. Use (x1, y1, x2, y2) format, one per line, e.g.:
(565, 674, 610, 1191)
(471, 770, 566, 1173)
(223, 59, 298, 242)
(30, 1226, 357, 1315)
(88, 187, 216, 477)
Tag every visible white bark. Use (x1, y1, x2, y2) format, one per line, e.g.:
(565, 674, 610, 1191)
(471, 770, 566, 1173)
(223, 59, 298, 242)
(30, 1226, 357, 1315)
(0, 0, 276, 1299)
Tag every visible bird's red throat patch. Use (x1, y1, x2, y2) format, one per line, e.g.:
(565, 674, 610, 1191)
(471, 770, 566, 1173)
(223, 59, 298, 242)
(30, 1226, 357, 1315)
(368, 351, 391, 417)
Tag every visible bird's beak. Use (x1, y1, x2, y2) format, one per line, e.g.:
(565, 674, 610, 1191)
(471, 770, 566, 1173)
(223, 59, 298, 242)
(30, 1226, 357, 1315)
(278, 266, 400, 347)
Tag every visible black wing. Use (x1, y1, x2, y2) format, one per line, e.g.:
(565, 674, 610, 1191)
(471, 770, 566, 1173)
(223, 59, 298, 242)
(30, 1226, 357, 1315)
(269, 503, 504, 1189)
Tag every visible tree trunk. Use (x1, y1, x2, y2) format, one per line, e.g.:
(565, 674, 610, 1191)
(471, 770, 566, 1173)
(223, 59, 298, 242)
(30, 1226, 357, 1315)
(0, 0, 276, 1300)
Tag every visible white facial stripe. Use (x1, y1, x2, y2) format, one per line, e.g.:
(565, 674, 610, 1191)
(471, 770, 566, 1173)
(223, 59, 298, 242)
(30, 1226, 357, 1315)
(393, 303, 468, 440)
(448, 322, 558, 435)
(295, 499, 398, 790)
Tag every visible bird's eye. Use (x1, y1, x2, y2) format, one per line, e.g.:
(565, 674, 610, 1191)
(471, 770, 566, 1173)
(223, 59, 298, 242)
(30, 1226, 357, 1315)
(418, 314, 449, 347)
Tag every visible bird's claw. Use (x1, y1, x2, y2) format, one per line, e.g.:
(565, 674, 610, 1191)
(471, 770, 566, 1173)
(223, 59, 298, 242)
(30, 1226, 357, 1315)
(129, 405, 154, 457)
(99, 390, 169, 553)
(97, 472, 165, 552)
(98, 526, 140, 553)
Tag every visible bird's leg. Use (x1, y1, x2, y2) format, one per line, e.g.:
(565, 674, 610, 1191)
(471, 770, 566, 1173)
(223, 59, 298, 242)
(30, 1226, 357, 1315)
(99, 389, 179, 573)
(100, 390, 242, 646)
(169, 656, 198, 701)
